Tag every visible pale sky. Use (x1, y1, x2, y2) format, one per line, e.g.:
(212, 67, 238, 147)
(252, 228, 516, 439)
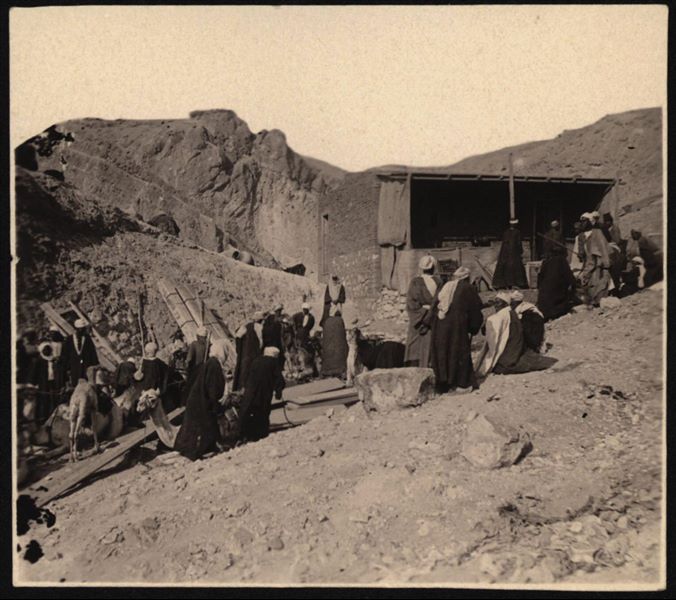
(10, 5, 667, 172)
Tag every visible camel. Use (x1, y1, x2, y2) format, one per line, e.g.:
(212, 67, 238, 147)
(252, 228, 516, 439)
(136, 388, 180, 448)
(68, 366, 102, 462)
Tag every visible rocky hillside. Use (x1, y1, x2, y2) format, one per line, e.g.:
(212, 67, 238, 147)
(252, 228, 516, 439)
(16, 110, 346, 275)
(370, 108, 663, 243)
(14, 167, 342, 359)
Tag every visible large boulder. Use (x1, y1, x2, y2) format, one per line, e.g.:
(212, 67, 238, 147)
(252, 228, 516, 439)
(355, 367, 435, 413)
(461, 414, 532, 469)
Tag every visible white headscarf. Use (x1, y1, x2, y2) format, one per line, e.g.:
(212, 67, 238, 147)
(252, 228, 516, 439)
(437, 267, 471, 320)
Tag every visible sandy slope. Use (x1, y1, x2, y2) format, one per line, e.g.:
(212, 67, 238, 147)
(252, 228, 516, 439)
(16, 286, 664, 587)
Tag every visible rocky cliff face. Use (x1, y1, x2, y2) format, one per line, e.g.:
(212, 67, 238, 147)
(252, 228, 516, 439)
(17, 110, 345, 275)
(14, 167, 332, 357)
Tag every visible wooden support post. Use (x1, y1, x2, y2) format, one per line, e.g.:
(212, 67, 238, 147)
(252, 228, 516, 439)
(508, 153, 516, 221)
(532, 200, 537, 261)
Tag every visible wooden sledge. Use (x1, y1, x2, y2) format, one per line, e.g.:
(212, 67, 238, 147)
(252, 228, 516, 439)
(158, 278, 237, 370)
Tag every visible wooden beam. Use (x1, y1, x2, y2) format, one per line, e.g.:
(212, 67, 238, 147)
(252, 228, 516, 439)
(30, 408, 184, 507)
(508, 153, 516, 220)
(40, 303, 75, 337)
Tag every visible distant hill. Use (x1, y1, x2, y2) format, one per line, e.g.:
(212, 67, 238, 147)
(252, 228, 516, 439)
(368, 107, 663, 240)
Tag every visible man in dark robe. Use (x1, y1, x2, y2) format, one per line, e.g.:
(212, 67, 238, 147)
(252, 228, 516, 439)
(263, 304, 286, 368)
(186, 326, 209, 383)
(292, 302, 315, 349)
(321, 274, 346, 326)
(404, 255, 442, 368)
(174, 340, 227, 461)
(537, 246, 578, 321)
(233, 311, 264, 391)
(602, 213, 623, 246)
(430, 266, 484, 393)
(61, 319, 99, 388)
(492, 219, 528, 289)
(321, 312, 349, 378)
(511, 290, 545, 353)
(476, 292, 557, 377)
(542, 220, 564, 259)
(630, 229, 663, 286)
(239, 347, 286, 442)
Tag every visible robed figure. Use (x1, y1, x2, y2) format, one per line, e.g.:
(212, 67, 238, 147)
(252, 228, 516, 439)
(320, 275, 346, 326)
(233, 313, 264, 391)
(430, 266, 484, 392)
(174, 349, 226, 461)
(492, 220, 528, 289)
(320, 276, 349, 378)
(61, 322, 99, 388)
(404, 255, 441, 368)
(239, 348, 286, 442)
(292, 304, 315, 349)
(537, 247, 577, 321)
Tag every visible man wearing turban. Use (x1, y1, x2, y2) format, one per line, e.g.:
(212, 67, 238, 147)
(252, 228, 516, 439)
(61, 318, 99, 388)
(492, 219, 528, 289)
(430, 265, 484, 392)
(404, 255, 442, 368)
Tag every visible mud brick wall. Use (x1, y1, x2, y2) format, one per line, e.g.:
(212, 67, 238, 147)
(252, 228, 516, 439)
(318, 172, 382, 300)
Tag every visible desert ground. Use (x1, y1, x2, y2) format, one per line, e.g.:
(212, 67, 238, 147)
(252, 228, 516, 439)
(17, 285, 664, 587)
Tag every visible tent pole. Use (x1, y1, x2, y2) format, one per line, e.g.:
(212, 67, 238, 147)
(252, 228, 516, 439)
(508, 153, 516, 220)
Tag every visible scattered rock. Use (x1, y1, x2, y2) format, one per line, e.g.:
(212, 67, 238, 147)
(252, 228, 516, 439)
(460, 415, 532, 470)
(355, 368, 436, 413)
(600, 297, 622, 310)
(267, 536, 284, 551)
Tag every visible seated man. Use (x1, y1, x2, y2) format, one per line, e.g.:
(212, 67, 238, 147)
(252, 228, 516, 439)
(476, 292, 557, 378)
(510, 290, 545, 353)
(239, 346, 286, 442)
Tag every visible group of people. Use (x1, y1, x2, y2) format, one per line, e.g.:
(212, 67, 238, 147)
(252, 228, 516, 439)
(403, 210, 662, 393)
(403, 257, 554, 394)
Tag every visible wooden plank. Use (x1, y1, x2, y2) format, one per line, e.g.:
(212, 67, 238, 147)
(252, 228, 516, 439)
(40, 303, 75, 336)
(30, 408, 185, 507)
(158, 278, 199, 343)
(283, 378, 344, 401)
(271, 396, 359, 428)
(285, 387, 357, 406)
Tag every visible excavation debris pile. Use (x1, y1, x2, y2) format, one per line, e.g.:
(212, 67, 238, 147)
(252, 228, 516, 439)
(18, 286, 663, 585)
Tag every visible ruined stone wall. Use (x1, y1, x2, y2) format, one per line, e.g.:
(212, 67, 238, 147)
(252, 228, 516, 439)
(318, 173, 382, 301)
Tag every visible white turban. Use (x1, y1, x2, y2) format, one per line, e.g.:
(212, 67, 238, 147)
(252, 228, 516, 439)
(196, 326, 208, 337)
(419, 255, 436, 271)
(510, 290, 524, 302)
(144, 342, 158, 357)
(74, 318, 87, 329)
(496, 291, 512, 304)
(452, 266, 471, 280)
(263, 346, 280, 358)
(253, 311, 265, 321)
(302, 302, 311, 310)
(208, 338, 229, 367)
(580, 212, 593, 221)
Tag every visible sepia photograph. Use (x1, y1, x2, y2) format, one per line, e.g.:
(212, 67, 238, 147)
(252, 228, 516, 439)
(10, 4, 667, 590)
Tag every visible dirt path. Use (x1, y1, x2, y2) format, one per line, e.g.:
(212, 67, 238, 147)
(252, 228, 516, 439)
(16, 288, 664, 587)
